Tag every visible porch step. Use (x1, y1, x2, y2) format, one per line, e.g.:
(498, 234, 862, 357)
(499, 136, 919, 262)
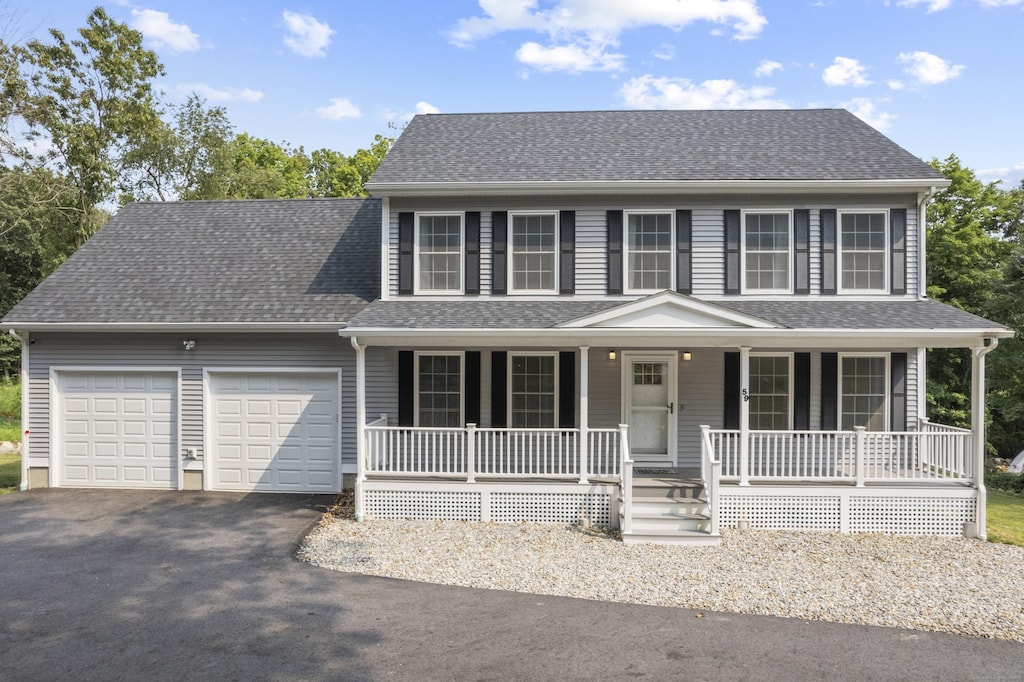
(631, 500, 708, 517)
(621, 529, 722, 546)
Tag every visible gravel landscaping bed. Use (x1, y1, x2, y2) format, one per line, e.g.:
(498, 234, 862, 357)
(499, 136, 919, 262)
(299, 499, 1024, 642)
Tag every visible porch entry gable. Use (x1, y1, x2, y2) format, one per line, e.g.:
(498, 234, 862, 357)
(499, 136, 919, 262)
(559, 290, 780, 330)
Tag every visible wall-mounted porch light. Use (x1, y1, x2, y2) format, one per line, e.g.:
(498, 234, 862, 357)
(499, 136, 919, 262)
(682, 351, 692, 362)
(608, 350, 617, 361)
(182, 339, 196, 351)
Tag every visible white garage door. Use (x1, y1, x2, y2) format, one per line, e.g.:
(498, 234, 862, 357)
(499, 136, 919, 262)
(209, 372, 339, 492)
(57, 371, 177, 489)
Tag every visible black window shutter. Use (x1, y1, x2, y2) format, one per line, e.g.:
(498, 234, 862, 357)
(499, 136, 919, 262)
(821, 352, 838, 430)
(724, 210, 741, 295)
(676, 209, 692, 295)
(890, 209, 907, 295)
(465, 351, 481, 425)
(559, 210, 575, 294)
(398, 212, 414, 295)
(607, 210, 623, 294)
(491, 211, 507, 295)
(724, 352, 740, 429)
(465, 212, 481, 295)
(794, 352, 811, 430)
(891, 352, 908, 431)
(491, 351, 507, 427)
(398, 350, 414, 426)
(557, 351, 576, 428)
(820, 209, 837, 295)
(794, 209, 810, 295)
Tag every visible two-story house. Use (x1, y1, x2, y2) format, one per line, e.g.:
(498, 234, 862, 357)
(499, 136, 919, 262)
(2, 109, 1011, 544)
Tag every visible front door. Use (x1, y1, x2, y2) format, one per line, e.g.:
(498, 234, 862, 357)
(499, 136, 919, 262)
(621, 352, 678, 467)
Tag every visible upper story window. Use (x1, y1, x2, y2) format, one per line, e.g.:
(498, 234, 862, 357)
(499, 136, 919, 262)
(839, 211, 887, 292)
(839, 354, 888, 431)
(625, 211, 673, 293)
(415, 352, 463, 427)
(416, 213, 463, 293)
(749, 354, 791, 429)
(510, 213, 557, 293)
(743, 211, 791, 293)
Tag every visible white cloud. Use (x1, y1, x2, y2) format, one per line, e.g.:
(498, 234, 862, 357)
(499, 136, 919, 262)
(620, 75, 787, 109)
(177, 83, 264, 103)
(896, 0, 952, 12)
(899, 51, 964, 84)
(654, 43, 675, 61)
(977, 0, 1024, 5)
(413, 102, 440, 115)
(315, 98, 362, 120)
(978, 162, 1024, 187)
(842, 98, 896, 132)
(282, 10, 335, 58)
(449, 0, 766, 73)
(822, 57, 871, 87)
(130, 9, 200, 53)
(515, 39, 625, 72)
(754, 59, 783, 77)
(888, 79, 906, 90)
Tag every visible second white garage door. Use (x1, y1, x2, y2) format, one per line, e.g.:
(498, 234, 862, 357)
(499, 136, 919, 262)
(208, 371, 340, 492)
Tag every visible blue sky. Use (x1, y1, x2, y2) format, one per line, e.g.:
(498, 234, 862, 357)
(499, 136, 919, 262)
(22, 0, 1024, 186)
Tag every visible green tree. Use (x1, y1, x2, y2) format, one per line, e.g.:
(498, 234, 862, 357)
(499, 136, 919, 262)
(203, 134, 310, 200)
(309, 133, 393, 198)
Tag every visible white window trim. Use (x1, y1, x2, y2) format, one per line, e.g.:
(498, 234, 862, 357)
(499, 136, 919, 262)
(507, 351, 559, 428)
(741, 209, 794, 294)
(837, 209, 889, 295)
(413, 211, 466, 295)
(837, 352, 890, 432)
(508, 211, 559, 295)
(413, 351, 465, 427)
(623, 209, 675, 295)
(748, 352, 794, 430)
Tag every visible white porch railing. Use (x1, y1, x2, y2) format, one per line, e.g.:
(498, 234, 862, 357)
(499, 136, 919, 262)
(364, 421, 624, 482)
(699, 425, 721, 535)
(712, 422, 974, 485)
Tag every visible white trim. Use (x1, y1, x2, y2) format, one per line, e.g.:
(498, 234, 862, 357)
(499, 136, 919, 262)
(507, 351, 559, 428)
(413, 351, 466, 427)
(49, 366, 182, 490)
(740, 209, 794, 295)
(414, 211, 466, 295)
(559, 290, 780, 329)
(620, 351, 678, 466)
(622, 209, 675, 295)
(380, 197, 390, 302)
(507, 211, 559, 295)
(837, 353, 890, 431)
(916, 347, 927, 420)
(203, 367, 344, 493)
(837, 209, 889, 295)
(748, 352, 795, 430)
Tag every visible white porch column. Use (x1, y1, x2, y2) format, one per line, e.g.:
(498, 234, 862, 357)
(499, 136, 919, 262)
(350, 336, 367, 522)
(972, 338, 998, 539)
(578, 346, 590, 484)
(739, 346, 751, 486)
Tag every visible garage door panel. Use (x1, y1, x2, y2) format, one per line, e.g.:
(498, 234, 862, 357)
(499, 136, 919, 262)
(56, 372, 177, 489)
(210, 372, 339, 493)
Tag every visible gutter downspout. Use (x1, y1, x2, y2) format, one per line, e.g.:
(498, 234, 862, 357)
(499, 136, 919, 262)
(917, 186, 939, 299)
(972, 337, 999, 539)
(8, 329, 29, 491)
(349, 335, 367, 522)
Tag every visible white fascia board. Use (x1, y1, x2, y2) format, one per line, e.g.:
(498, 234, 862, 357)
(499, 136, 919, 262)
(340, 326, 1011, 349)
(0, 321, 349, 332)
(366, 178, 951, 198)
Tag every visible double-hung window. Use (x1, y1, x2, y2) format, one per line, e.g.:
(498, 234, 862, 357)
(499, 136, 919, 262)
(510, 213, 557, 293)
(749, 355, 791, 430)
(839, 354, 888, 431)
(509, 353, 557, 428)
(415, 353, 463, 427)
(743, 211, 791, 292)
(416, 213, 463, 293)
(839, 211, 887, 292)
(625, 212, 673, 293)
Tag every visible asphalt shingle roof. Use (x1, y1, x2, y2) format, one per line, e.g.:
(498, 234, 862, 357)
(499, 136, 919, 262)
(369, 110, 946, 185)
(3, 198, 380, 324)
(347, 298, 1006, 332)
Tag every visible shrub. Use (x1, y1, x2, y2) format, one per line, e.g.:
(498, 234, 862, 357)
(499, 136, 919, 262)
(0, 379, 20, 419)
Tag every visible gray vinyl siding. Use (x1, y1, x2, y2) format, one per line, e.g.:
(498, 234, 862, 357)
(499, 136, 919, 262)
(387, 196, 919, 300)
(26, 333, 356, 469)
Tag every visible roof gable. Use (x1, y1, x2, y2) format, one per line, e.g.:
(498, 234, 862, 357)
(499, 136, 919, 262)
(559, 292, 779, 330)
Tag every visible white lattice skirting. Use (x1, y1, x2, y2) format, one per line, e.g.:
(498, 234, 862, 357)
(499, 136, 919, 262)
(719, 486, 978, 536)
(363, 481, 618, 526)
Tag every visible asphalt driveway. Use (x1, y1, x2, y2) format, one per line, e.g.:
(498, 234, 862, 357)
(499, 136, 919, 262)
(0, 490, 1020, 681)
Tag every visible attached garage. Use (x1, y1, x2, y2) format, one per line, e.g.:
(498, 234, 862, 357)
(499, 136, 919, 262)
(54, 370, 178, 489)
(207, 371, 340, 493)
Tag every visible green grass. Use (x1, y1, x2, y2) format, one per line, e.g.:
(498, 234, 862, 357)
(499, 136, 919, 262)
(0, 379, 19, 418)
(0, 452, 19, 494)
(987, 489, 1024, 546)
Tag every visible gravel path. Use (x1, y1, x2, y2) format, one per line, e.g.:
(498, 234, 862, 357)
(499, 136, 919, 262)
(300, 512, 1024, 643)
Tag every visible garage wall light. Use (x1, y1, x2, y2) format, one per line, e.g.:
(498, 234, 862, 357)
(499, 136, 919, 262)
(182, 339, 196, 351)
